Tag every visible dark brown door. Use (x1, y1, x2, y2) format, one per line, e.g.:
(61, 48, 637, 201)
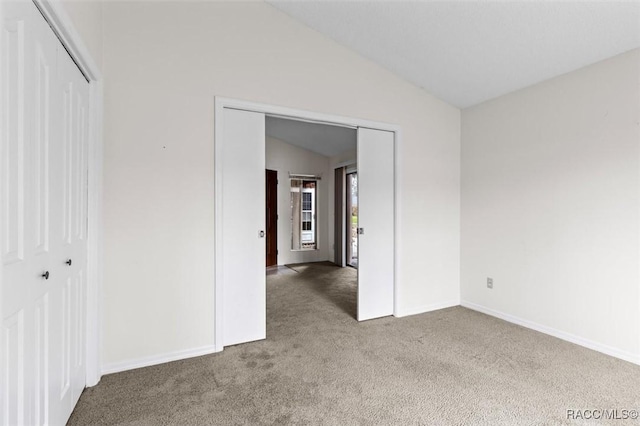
(266, 169, 278, 267)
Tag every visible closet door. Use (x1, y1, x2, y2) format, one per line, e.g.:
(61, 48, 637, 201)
(220, 108, 266, 346)
(1, 1, 90, 424)
(357, 128, 394, 321)
(1, 1, 39, 423)
(52, 30, 90, 423)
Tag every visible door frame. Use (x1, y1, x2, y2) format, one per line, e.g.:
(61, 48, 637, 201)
(25, 0, 104, 387)
(214, 97, 402, 351)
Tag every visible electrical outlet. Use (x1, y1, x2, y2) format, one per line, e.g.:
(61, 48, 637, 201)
(487, 278, 493, 289)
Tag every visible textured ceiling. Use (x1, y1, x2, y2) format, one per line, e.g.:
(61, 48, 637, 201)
(267, 0, 640, 108)
(266, 116, 356, 158)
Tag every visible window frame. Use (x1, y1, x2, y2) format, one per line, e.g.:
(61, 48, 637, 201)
(290, 179, 318, 251)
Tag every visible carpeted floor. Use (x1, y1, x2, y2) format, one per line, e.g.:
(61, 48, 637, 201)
(69, 262, 640, 425)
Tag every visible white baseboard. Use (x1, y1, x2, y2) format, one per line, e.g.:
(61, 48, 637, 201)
(395, 299, 460, 318)
(100, 302, 639, 376)
(101, 344, 221, 376)
(461, 300, 640, 366)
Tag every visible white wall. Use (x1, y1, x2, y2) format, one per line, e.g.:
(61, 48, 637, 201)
(265, 137, 331, 265)
(59, 0, 103, 69)
(461, 49, 640, 363)
(330, 149, 357, 168)
(102, 1, 461, 367)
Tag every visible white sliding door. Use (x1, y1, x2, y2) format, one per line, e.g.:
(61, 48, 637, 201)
(1, 1, 90, 425)
(357, 128, 394, 321)
(220, 108, 266, 347)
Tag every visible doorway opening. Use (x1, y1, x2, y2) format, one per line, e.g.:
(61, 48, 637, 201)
(264, 115, 358, 318)
(346, 172, 358, 268)
(215, 98, 397, 350)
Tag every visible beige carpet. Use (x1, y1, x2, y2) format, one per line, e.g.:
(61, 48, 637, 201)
(69, 263, 640, 425)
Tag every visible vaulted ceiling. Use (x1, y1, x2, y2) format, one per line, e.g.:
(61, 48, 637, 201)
(268, 1, 640, 108)
(266, 116, 357, 158)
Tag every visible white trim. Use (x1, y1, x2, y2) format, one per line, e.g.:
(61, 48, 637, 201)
(32, 0, 101, 81)
(218, 98, 401, 134)
(215, 97, 401, 351)
(461, 300, 640, 366)
(214, 100, 225, 352)
(34, 0, 104, 386)
(101, 345, 218, 376)
(85, 80, 103, 386)
(394, 300, 460, 318)
(393, 129, 401, 317)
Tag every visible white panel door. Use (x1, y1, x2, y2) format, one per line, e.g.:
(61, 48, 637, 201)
(357, 128, 394, 321)
(1, 2, 40, 424)
(52, 28, 89, 423)
(1, 1, 89, 424)
(55, 29, 89, 418)
(221, 108, 266, 347)
(31, 9, 59, 426)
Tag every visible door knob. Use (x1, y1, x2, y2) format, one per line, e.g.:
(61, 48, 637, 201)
(66, 259, 72, 266)
(42, 271, 49, 280)
(259, 230, 265, 238)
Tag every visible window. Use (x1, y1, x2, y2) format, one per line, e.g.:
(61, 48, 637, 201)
(302, 192, 312, 211)
(301, 192, 313, 232)
(302, 211, 312, 231)
(290, 179, 317, 250)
